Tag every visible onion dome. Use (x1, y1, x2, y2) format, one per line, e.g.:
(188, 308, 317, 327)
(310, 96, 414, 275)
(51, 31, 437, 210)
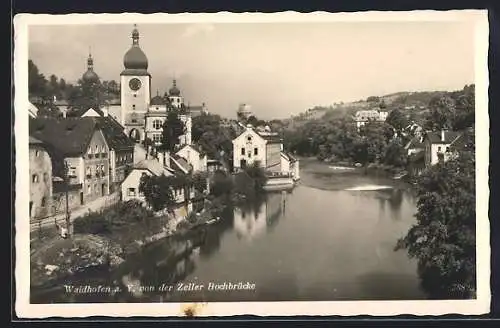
(151, 90, 166, 105)
(123, 24, 148, 70)
(82, 52, 99, 83)
(168, 79, 181, 96)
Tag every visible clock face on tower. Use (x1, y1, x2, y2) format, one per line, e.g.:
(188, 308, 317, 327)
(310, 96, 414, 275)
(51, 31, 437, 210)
(129, 78, 142, 91)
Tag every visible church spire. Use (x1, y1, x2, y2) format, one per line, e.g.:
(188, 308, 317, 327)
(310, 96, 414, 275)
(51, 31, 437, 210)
(132, 24, 140, 46)
(87, 47, 94, 70)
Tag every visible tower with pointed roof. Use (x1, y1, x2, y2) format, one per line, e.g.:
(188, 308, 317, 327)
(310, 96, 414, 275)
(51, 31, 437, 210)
(82, 51, 99, 84)
(120, 24, 151, 143)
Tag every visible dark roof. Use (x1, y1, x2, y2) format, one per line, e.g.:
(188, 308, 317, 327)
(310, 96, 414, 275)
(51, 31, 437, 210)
(150, 94, 167, 106)
(170, 154, 191, 173)
(450, 129, 475, 152)
(405, 137, 424, 150)
(425, 130, 461, 144)
(29, 117, 98, 157)
(90, 116, 134, 151)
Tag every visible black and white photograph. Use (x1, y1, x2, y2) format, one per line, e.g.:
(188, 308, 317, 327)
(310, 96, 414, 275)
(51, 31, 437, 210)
(14, 11, 490, 317)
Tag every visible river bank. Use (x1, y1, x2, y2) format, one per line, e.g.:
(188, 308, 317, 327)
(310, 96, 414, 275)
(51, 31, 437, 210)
(30, 197, 227, 289)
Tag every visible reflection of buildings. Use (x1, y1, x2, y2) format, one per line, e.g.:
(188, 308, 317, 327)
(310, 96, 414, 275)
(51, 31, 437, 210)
(233, 192, 287, 240)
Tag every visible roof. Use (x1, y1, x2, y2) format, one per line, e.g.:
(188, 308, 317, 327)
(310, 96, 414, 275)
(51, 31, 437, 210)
(450, 129, 475, 152)
(29, 117, 98, 157)
(120, 69, 150, 77)
(408, 151, 425, 163)
(29, 136, 43, 145)
(258, 132, 282, 144)
(170, 154, 191, 174)
(425, 130, 462, 144)
(404, 137, 425, 150)
(90, 116, 134, 151)
(133, 159, 169, 176)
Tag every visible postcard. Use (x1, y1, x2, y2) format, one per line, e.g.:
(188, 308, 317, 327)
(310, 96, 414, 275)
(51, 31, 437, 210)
(14, 10, 490, 318)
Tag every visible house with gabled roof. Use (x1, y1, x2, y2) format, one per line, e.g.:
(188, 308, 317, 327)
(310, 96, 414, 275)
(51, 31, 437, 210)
(176, 144, 208, 172)
(423, 129, 462, 167)
(29, 116, 112, 209)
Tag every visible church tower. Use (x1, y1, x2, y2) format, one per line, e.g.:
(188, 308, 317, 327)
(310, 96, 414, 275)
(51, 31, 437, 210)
(120, 24, 151, 142)
(167, 79, 184, 109)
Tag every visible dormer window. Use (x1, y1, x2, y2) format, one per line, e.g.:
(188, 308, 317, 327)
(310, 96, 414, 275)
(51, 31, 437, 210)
(247, 136, 252, 142)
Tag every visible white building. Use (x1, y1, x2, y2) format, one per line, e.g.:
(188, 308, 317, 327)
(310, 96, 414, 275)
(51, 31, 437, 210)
(423, 130, 462, 167)
(176, 144, 207, 173)
(280, 152, 300, 181)
(353, 109, 388, 129)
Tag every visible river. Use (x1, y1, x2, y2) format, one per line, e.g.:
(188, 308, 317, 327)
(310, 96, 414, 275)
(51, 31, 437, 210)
(31, 159, 427, 303)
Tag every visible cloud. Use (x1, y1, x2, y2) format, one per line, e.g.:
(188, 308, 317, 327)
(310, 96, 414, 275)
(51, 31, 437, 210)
(181, 23, 215, 38)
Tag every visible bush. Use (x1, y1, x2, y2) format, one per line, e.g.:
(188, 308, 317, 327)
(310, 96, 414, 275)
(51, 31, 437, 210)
(73, 212, 111, 235)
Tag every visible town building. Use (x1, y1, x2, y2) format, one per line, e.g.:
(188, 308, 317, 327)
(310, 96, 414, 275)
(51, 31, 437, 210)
(353, 109, 388, 129)
(176, 144, 207, 173)
(121, 156, 195, 218)
(69, 106, 136, 192)
(144, 82, 192, 147)
(232, 124, 300, 183)
(29, 117, 111, 211)
(29, 136, 53, 221)
(423, 129, 462, 167)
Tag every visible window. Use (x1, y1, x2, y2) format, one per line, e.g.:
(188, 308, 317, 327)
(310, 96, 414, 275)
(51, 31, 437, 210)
(86, 166, 92, 178)
(438, 146, 442, 152)
(247, 136, 252, 142)
(132, 105, 136, 110)
(254, 147, 258, 156)
(156, 107, 159, 110)
(132, 119, 137, 123)
(43, 172, 48, 182)
(128, 188, 136, 196)
(446, 147, 450, 152)
(41, 197, 46, 207)
(95, 145, 99, 154)
(101, 164, 105, 176)
(32, 174, 38, 183)
(87, 184, 91, 194)
(95, 165, 100, 177)
(35, 150, 40, 157)
(153, 134, 162, 143)
(133, 94, 137, 98)
(241, 148, 245, 155)
(153, 119, 163, 130)
(101, 145, 105, 153)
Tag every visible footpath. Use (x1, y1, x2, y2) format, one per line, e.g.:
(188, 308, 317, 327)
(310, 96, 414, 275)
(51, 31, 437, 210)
(30, 192, 120, 232)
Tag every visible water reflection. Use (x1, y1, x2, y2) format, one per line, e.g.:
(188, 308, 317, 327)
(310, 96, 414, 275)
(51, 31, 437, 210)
(31, 171, 426, 303)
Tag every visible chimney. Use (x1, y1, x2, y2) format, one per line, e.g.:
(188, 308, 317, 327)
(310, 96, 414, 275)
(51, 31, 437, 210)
(62, 108, 67, 118)
(441, 129, 445, 142)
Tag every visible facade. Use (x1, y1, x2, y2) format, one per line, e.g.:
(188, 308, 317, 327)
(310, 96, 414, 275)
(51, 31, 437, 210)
(232, 125, 268, 171)
(423, 130, 462, 167)
(29, 117, 111, 209)
(29, 137, 53, 221)
(144, 81, 192, 147)
(280, 152, 300, 180)
(176, 144, 207, 172)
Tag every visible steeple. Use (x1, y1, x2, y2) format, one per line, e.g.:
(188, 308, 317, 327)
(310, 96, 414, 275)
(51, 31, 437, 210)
(82, 48, 99, 83)
(87, 48, 94, 70)
(132, 24, 140, 46)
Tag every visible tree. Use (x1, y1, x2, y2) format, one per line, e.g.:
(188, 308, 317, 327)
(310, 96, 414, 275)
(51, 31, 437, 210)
(395, 150, 476, 299)
(386, 108, 408, 131)
(383, 139, 407, 168)
(159, 108, 185, 153)
(138, 174, 176, 212)
(244, 161, 268, 192)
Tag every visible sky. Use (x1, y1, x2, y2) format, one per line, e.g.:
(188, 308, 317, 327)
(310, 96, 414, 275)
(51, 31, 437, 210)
(28, 21, 476, 119)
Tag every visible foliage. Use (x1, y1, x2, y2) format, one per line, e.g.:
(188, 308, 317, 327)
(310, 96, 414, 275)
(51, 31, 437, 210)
(73, 211, 112, 235)
(243, 162, 268, 193)
(383, 139, 408, 168)
(423, 85, 475, 131)
(395, 150, 476, 299)
(210, 171, 234, 197)
(191, 113, 236, 163)
(386, 108, 409, 131)
(192, 172, 209, 194)
(28, 59, 120, 115)
(138, 174, 176, 212)
(159, 108, 186, 152)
